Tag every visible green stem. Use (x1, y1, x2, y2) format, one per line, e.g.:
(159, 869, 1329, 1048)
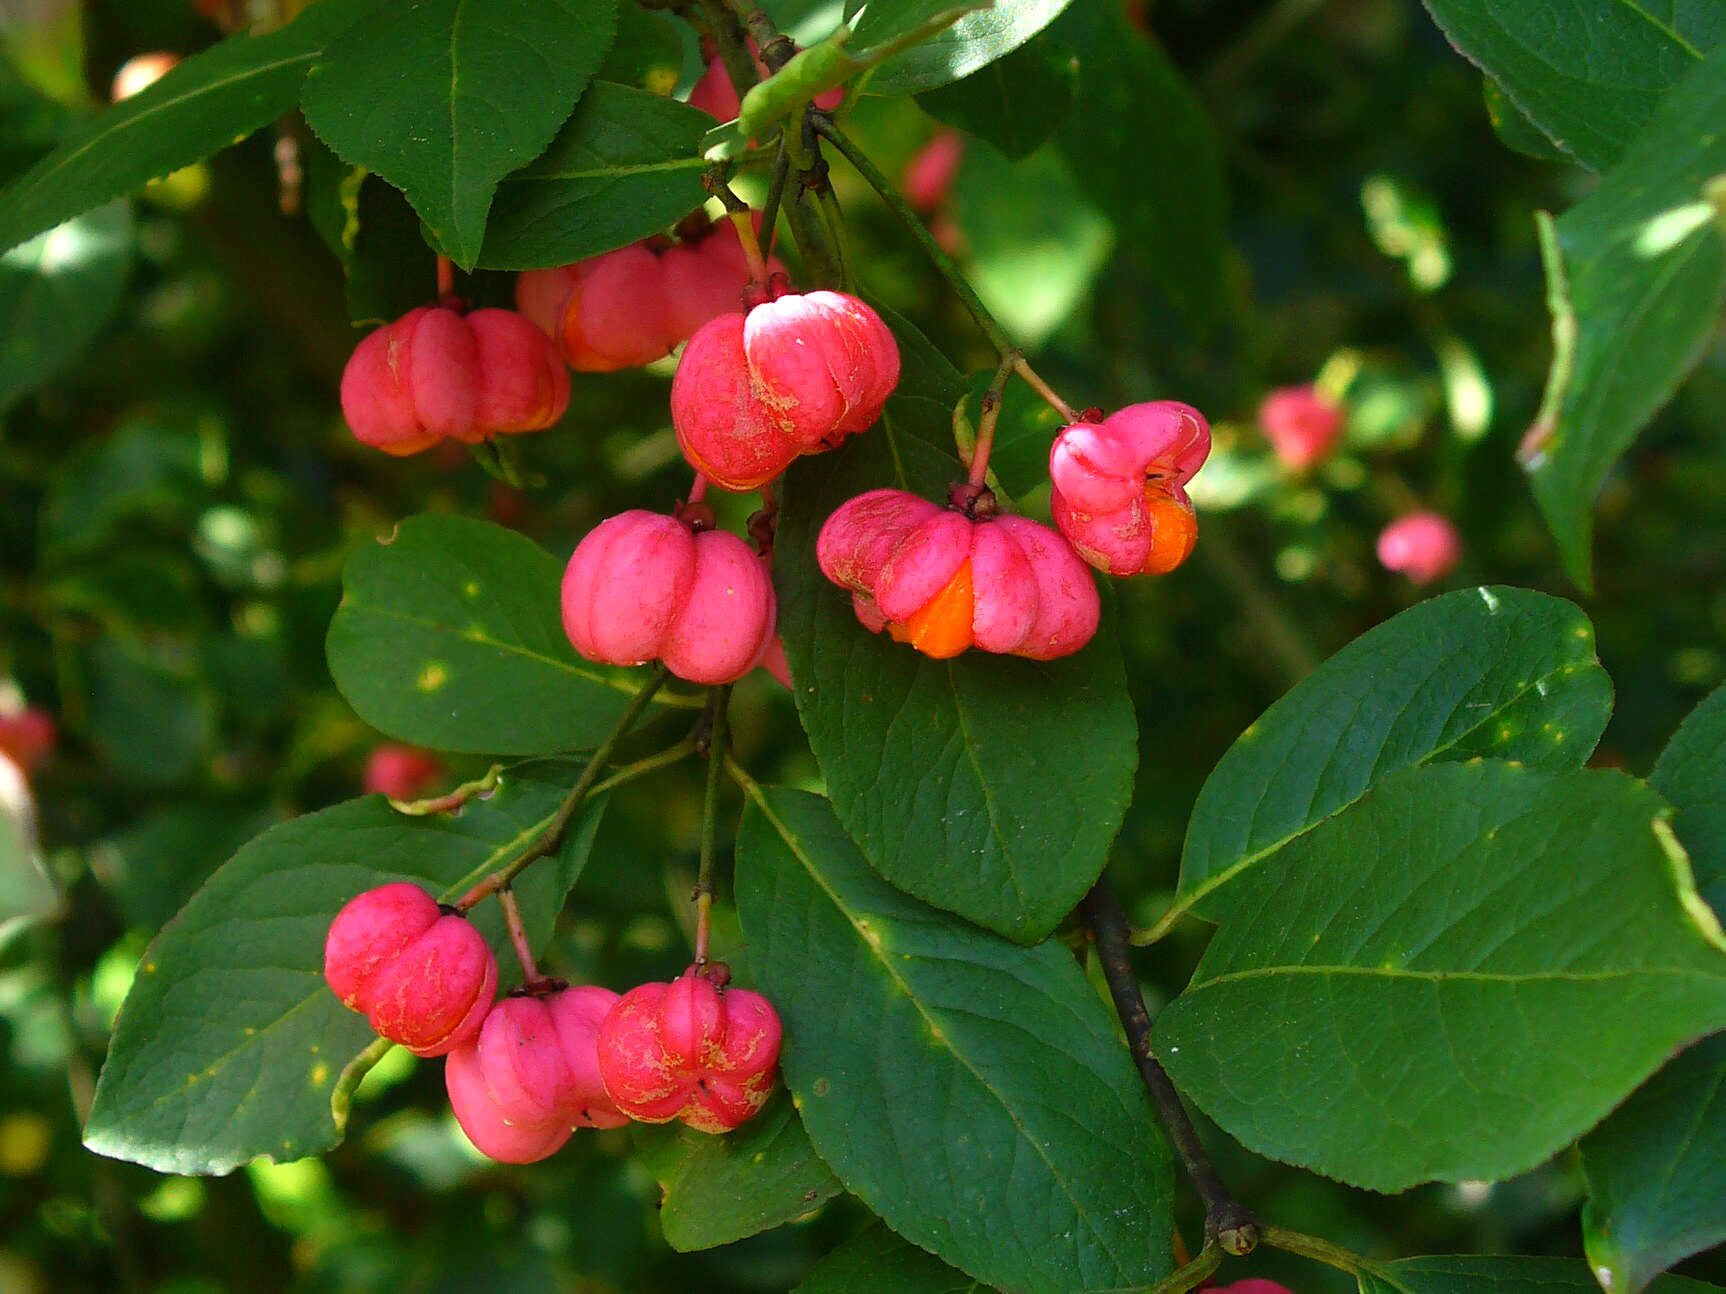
(787, 185, 843, 288)
(1259, 1224, 1373, 1277)
(1146, 1245, 1222, 1294)
(449, 667, 670, 908)
(758, 141, 791, 264)
(816, 183, 854, 290)
(388, 763, 503, 816)
(588, 736, 699, 798)
(967, 351, 1019, 487)
(699, 0, 760, 98)
(723, 0, 797, 72)
(693, 685, 732, 965)
(812, 115, 1016, 357)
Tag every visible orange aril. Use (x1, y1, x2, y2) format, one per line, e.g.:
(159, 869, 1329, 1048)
(887, 560, 975, 659)
(1138, 488, 1198, 575)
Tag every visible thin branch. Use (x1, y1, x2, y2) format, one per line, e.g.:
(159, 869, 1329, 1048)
(1082, 876, 1262, 1255)
(693, 684, 732, 965)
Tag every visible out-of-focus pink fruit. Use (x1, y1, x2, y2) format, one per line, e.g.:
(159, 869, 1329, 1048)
(0, 708, 56, 775)
(904, 130, 965, 212)
(816, 488, 1099, 660)
(560, 511, 777, 686)
(596, 972, 782, 1133)
(1258, 384, 1343, 471)
(112, 52, 180, 102)
(671, 290, 900, 491)
(1377, 511, 1462, 584)
(1049, 401, 1211, 577)
(1202, 1281, 1296, 1294)
(339, 306, 568, 455)
(362, 744, 444, 800)
(324, 882, 497, 1057)
(445, 984, 627, 1163)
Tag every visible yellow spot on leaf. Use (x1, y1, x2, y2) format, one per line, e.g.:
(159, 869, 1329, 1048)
(416, 662, 448, 692)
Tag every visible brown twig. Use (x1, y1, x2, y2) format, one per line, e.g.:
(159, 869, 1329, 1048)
(1082, 876, 1261, 1255)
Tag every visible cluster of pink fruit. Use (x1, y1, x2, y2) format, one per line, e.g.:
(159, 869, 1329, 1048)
(1257, 384, 1461, 584)
(324, 882, 782, 1162)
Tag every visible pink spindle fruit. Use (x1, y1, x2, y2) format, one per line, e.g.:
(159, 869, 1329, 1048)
(362, 744, 443, 800)
(560, 511, 776, 686)
(672, 290, 900, 490)
(903, 130, 965, 211)
(596, 972, 782, 1133)
(1049, 400, 1211, 577)
(1258, 384, 1343, 471)
(445, 985, 627, 1163)
(0, 708, 56, 774)
(324, 883, 497, 1056)
(1377, 511, 1462, 584)
(1202, 1282, 1296, 1294)
(339, 306, 568, 455)
(816, 489, 1100, 661)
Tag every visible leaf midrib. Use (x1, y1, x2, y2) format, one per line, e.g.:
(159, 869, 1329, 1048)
(748, 787, 1140, 1281)
(1190, 962, 1726, 991)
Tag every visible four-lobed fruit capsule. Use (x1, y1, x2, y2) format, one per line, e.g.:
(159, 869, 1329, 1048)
(561, 510, 777, 686)
(1049, 401, 1211, 577)
(595, 970, 783, 1133)
(444, 985, 627, 1163)
(340, 306, 569, 456)
(817, 488, 1099, 661)
(515, 220, 785, 373)
(324, 882, 497, 1057)
(671, 290, 901, 491)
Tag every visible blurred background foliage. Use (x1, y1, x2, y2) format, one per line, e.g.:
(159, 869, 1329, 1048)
(0, 0, 1722, 1290)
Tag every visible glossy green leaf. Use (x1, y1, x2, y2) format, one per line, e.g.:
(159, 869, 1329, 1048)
(326, 514, 697, 756)
(1358, 1255, 1724, 1294)
(0, 200, 130, 411)
(1175, 587, 1610, 920)
(301, 0, 615, 270)
(1653, 683, 1726, 916)
(797, 1224, 990, 1292)
(1581, 1032, 1726, 1294)
(865, 0, 1076, 96)
(736, 787, 1173, 1294)
(1421, 0, 1726, 171)
(0, 0, 381, 255)
(951, 140, 1110, 348)
(83, 768, 604, 1175)
(775, 313, 1136, 942)
(914, 34, 1076, 160)
(1157, 761, 1726, 1191)
(469, 80, 711, 269)
(1048, 2, 1224, 332)
(1481, 79, 1567, 165)
(1523, 45, 1726, 588)
(632, 1087, 843, 1252)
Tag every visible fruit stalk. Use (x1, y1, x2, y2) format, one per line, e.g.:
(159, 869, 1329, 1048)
(693, 684, 732, 966)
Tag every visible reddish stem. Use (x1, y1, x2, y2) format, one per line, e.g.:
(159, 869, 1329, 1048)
(497, 887, 538, 982)
(436, 254, 454, 299)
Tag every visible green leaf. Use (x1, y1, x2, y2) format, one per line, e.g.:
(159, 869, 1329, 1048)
(41, 418, 209, 557)
(0, 199, 130, 410)
(469, 80, 712, 270)
(865, 0, 1076, 96)
(914, 34, 1076, 160)
(92, 801, 278, 931)
(1174, 587, 1611, 922)
(1359, 1254, 1725, 1294)
(1522, 46, 1726, 588)
(1653, 683, 1726, 916)
(797, 1224, 991, 1292)
(776, 312, 1137, 942)
(300, 0, 616, 270)
(632, 1087, 843, 1252)
(301, 136, 439, 327)
(1481, 78, 1568, 165)
(0, 0, 381, 255)
(951, 140, 1111, 348)
(1421, 0, 1726, 172)
(1048, 2, 1225, 332)
(326, 514, 697, 756)
(83, 638, 216, 786)
(1581, 1032, 1726, 1294)
(83, 767, 604, 1175)
(596, 3, 684, 94)
(736, 787, 1173, 1294)
(1156, 761, 1726, 1191)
